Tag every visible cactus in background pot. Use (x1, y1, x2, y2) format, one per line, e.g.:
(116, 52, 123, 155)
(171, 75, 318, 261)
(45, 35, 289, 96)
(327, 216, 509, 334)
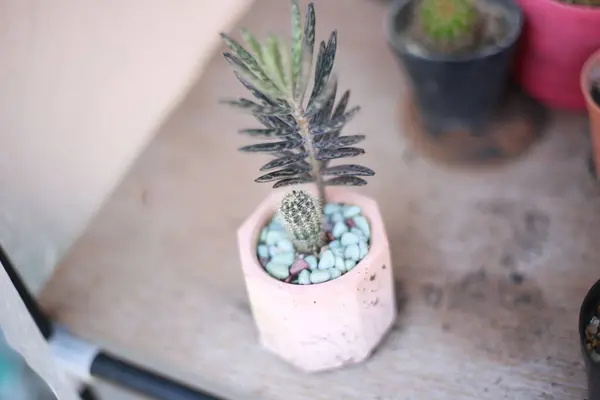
(417, 0, 480, 53)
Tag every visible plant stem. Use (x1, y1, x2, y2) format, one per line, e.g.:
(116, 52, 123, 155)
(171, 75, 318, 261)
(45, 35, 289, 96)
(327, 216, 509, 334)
(292, 106, 326, 206)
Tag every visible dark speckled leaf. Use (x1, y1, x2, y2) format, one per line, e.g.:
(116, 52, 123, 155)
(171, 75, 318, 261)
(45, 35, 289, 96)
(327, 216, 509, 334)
(294, 3, 316, 103)
(221, 98, 291, 116)
(316, 134, 365, 149)
(321, 164, 374, 177)
(332, 90, 350, 119)
(309, 31, 337, 104)
(317, 147, 365, 161)
(260, 152, 308, 170)
(273, 176, 314, 188)
(311, 106, 361, 135)
(306, 75, 337, 117)
(325, 176, 368, 186)
(255, 165, 310, 183)
(239, 128, 298, 138)
(239, 139, 302, 153)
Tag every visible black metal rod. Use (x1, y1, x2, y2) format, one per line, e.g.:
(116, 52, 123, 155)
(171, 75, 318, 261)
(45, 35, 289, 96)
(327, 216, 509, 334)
(90, 352, 226, 400)
(79, 385, 101, 400)
(0, 243, 53, 339)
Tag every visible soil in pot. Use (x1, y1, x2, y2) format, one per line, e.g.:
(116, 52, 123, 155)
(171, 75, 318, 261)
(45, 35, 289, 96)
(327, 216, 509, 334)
(256, 202, 371, 285)
(387, 0, 522, 136)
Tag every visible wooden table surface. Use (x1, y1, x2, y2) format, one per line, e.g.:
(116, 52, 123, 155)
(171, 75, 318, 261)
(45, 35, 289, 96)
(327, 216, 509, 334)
(40, 0, 600, 398)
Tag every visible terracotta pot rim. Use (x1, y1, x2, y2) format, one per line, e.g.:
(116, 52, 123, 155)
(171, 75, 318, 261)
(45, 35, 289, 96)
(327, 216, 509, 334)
(237, 188, 389, 294)
(581, 49, 600, 114)
(524, 0, 600, 15)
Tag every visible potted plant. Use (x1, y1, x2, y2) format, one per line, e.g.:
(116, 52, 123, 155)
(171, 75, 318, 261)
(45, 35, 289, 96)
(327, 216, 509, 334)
(582, 49, 600, 177)
(579, 279, 600, 399)
(513, 0, 600, 110)
(385, 0, 523, 136)
(220, 0, 397, 372)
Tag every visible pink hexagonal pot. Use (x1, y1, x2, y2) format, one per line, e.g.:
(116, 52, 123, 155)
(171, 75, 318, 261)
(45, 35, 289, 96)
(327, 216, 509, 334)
(237, 187, 397, 372)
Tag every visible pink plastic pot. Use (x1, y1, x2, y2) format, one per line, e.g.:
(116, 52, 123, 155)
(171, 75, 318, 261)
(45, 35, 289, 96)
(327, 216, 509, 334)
(237, 188, 397, 372)
(513, 0, 600, 110)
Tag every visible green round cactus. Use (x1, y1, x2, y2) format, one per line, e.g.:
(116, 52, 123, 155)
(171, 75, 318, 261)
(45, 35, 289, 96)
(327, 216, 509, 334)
(417, 0, 479, 53)
(278, 190, 325, 254)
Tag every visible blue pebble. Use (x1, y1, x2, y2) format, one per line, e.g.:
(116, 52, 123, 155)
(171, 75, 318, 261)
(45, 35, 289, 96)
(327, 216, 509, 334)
(277, 239, 294, 252)
(341, 232, 359, 246)
(265, 262, 290, 280)
(350, 227, 365, 239)
(329, 240, 341, 248)
(331, 247, 344, 258)
(324, 203, 342, 215)
(344, 244, 360, 261)
(358, 241, 369, 260)
(342, 205, 361, 218)
(318, 250, 335, 269)
(266, 230, 284, 246)
(298, 269, 311, 284)
(332, 222, 349, 238)
(260, 228, 268, 243)
(310, 269, 331, 284)
(353, 216, 370, 239)
(271, 251, 295, 266)
(330, 212, 344, 223)
(335, 256, 346, 272)
(330, 267, 342, 279)
(305, 255, 318, 270)
(257, 245, 269, 259)
(345, 259, 356, 271)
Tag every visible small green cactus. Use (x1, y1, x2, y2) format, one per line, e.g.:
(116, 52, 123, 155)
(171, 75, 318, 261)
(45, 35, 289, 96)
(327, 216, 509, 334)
(417, 0, 479, 53)
(278, 190, 325, 253)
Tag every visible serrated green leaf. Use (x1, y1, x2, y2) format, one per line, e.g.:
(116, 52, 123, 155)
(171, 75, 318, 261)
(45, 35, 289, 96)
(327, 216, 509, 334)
(221, 98, 292, 116)
(294, 3, 316, 104)
(220, 33, 278, 94)
(232, 71, 283, 105)
(291, 0, 303, 91)
(278, 39, 293, 96)
(241, 28, 263, 61)
(262, 35, 287, 93)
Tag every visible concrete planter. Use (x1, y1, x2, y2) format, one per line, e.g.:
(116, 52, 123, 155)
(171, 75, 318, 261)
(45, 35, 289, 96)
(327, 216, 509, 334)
(237, 188, 396, 372)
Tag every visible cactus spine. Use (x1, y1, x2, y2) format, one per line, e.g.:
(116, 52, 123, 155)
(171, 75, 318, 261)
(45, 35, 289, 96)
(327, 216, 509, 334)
(278, 190, 325, 254)
(417, 0, 479, 53)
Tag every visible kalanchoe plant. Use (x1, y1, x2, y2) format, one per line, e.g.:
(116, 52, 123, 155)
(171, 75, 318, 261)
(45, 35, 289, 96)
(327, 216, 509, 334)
(417, 0, 479, 53)
(219, 0, 375, 206)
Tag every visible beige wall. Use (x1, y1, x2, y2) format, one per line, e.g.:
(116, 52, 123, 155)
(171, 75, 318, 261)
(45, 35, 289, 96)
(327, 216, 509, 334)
(0, 0, 252, 293)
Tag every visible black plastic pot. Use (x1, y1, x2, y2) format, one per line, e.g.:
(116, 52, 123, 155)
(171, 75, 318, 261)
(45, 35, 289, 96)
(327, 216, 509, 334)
(385, 0, 523, 136)
(579, 278, 600, 400)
